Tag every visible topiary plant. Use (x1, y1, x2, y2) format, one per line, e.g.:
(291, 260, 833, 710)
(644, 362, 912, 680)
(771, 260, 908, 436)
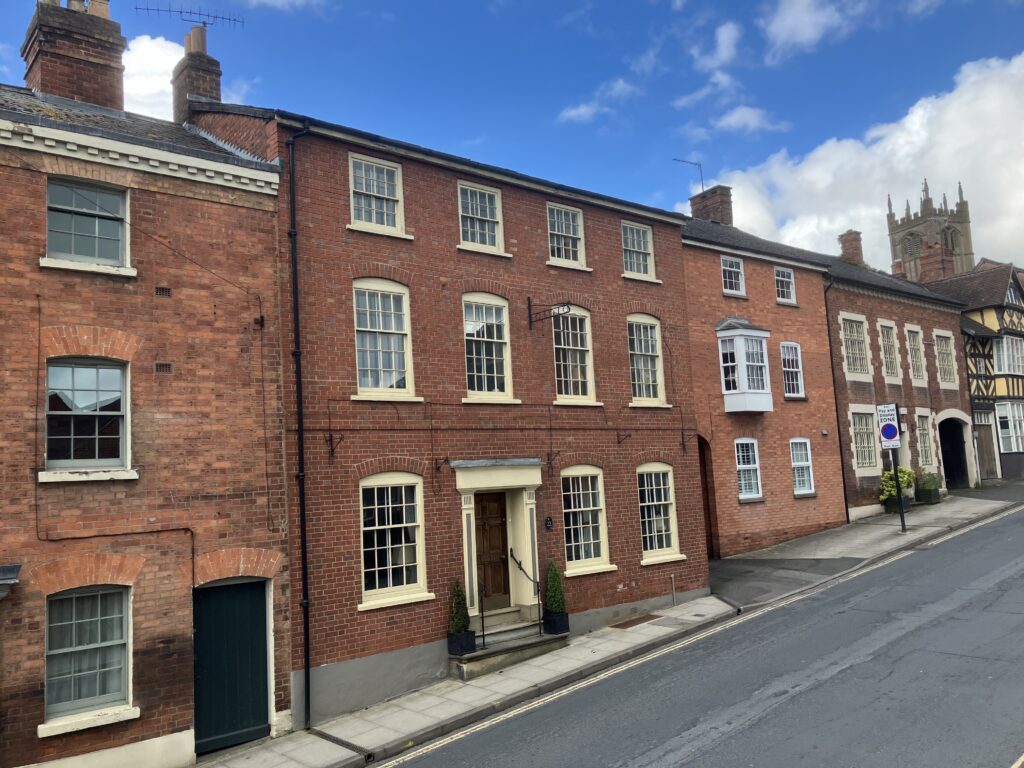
(544, 561, 565, 614)
(917, 472, 941, 491)
(879, 466, 915, 501)
(448, 580, 470, 634)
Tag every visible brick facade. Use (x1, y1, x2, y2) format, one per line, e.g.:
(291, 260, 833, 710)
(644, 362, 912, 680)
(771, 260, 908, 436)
(683, 245, 847, 556)
(0, 144, 286, 766)
(826, 282, 973, 512)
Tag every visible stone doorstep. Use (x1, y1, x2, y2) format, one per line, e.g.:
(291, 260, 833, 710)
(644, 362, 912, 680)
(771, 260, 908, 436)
(450, 633, 569, 681)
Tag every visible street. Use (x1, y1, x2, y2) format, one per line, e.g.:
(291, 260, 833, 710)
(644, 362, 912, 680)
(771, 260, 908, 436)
(390, 501, 1024, 768)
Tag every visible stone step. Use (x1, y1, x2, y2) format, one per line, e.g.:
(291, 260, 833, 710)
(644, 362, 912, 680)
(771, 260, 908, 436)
(477, 619, 542, 644)
(449, 632, 569, 681)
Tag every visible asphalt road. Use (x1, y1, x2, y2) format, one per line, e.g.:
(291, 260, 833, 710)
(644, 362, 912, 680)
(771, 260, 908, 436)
(393, 504, 1024, 768)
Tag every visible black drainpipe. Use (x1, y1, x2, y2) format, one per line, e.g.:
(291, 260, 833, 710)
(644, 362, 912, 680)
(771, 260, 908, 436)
(287, 120, 314, 728)
(824, 274, 852, 523)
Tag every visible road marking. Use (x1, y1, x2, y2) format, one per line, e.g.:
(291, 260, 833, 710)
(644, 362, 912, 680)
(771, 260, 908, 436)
(377, 505, 1024, 766)
(919, 504, 1024, 548)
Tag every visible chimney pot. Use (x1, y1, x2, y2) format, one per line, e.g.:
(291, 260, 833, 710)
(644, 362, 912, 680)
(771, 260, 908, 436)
(88, 0, 111, 19)
(838, 229, 864, 266)
(68, 0, 86, 11)
(171, 25, 222, 123)
(688, 185, 733, 226)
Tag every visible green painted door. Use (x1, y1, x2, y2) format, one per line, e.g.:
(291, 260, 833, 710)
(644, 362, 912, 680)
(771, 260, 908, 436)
(193, 580, 270, 755)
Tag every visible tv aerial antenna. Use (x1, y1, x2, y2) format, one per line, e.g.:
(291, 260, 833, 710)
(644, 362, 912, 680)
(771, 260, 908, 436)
(673, 158, 704, 192)
(134, 3, 245, 28)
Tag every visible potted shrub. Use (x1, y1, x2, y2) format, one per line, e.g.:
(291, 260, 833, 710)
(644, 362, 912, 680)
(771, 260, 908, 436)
(542, 562, 570, 635)
(916, 472, 942, 504)
(880, 466, 914, 514)
(447, 581, 476, 656)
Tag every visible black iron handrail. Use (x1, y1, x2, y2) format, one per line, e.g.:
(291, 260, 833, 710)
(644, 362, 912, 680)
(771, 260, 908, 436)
(510, 548, 543, 636)
(478, 579, 486, 650)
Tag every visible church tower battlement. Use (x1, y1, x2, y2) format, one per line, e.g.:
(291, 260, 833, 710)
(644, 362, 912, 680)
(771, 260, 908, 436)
(887, 178, 974, 282)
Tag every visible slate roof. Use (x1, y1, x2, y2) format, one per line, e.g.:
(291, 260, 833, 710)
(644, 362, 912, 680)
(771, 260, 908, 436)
(681, 217, 961, 307)
(0, 84, 274, 171)
(961, 315, 997, 337)
(924, 262, 1015, 310)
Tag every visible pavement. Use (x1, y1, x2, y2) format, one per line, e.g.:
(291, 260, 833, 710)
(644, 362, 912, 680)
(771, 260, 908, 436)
(202, 484, 1021, 768)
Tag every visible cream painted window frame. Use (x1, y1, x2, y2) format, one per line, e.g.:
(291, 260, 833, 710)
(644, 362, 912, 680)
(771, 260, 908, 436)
(876, 319, 903, 386)
(347, 153, 409, 238)
(933, 329, 959, 390)
(621, 221, 657, 281)
(721, 255, 746, 297)
(42, 179, 136, 278)
(462, 292, 518, 404)
(637, 462, 685, 565)
(351, 277, 421, 402)
(838, 311, 873, 383)
(561, 465, 616, 576)
(915, 408, 936, 469)
(774, 266, 796, 305)
(905, 324, 928, 387)
(849, 404, 883, 478)
(357, 471, 434, 611)
(789, 438, 815, 495)
(627, 313, 668, 407)
(456, 180, 510, 257)
(546, 202, 590, 271)
(780, 341, 804, 399)
(552, 305, 601, 406)
(735, 438, 762, 500)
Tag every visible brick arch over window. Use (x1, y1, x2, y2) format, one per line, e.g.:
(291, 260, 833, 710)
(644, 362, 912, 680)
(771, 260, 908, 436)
(549, 452, 604, 473)
(631, 448, 679, 467)
(41, 325, 143, 362)
(26, 553, 146, 596)
(552, 291, 600, 313)
(193, 547, 284, 586)
(349, 262, 413, 286)
(354, 455, 429, 478)
(624, 300, 661, 318)
(458, 278, 509, 300)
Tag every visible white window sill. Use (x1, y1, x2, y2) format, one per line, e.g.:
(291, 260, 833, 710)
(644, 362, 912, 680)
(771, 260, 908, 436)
(457, 243, 512, 258)
(357, 590, 435, 612)
(462, 397, 522, 405)
(38, 468, 139, 483)
(552, 400, 604, 407)
(38, 704, 140, 738)
(910, 379, 929, 388)
(622, 273, 662, 284)
(629, 402, 672, 409)
(738, 495, 765, 504)
(938, 381, 959, 390)
(640, 552, 687, 567)
(784, 394, 807, 401)
(844, 372, 874, 383)
(346, 223, 415, 241)
(794, 491, 817, 499)
(853, 467, 883, 478)
(723, 290, 747, 299)
(776, 300, 798, 307)
(564, 563, 617, 578)
(545, 259, 593, 272)
(39, 256, 137, 278)
(882, 378, 903, 387)
(351, 394, 425, 403)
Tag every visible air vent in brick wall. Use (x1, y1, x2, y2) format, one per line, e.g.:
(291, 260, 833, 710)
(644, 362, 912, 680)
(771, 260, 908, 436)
(155, 286, 172, 298)
(154, 362, 173, 375)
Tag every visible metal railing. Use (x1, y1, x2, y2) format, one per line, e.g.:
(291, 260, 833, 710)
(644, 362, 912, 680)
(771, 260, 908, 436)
(509, 548, 543, 636)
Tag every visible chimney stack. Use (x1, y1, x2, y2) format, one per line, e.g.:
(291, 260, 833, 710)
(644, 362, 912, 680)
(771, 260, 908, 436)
(838, 229, 864, 266)
(688, 185, 733, 226)
(171, 25, 222, 124)
(21, 0, 127, 110)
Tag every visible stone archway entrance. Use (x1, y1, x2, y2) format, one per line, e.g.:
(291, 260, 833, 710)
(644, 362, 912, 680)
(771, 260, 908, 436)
(939, 419, 969, 489)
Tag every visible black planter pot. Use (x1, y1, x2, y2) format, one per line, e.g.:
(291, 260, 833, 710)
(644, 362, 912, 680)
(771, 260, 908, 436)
(916, 487, 941, 504)
(542, 611, 570, 635)
(884, 496, 909, 514)
(447, 630, 476, 656)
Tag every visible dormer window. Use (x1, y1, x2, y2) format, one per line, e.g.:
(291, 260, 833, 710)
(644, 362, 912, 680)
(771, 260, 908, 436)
(1007, 283, 1022, 306)
(716, 318, 772, 413)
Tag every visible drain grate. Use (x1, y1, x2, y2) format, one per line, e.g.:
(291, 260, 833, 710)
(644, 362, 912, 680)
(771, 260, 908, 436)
(611, 614, 657, 629)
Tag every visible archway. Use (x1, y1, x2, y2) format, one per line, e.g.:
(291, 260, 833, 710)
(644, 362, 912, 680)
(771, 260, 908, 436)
(698, 436, 720, 559)
(939, 420, 969, 489)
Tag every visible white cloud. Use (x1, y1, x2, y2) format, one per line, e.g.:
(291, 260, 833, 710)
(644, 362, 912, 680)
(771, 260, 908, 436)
(760, 0, 869, 63)
(223, 77, 259, 104)
(557, 77, 641, 124)
(690, 21, 742, 71)
(682, 53, 1024, 269)
(673, 70, 738, 109)
(0, 43, 13, 78)
(905, 0, 943, 14)
(242, 0, 322, 8)
(630, 41, 662, 76)
(713, 105, 789, 132)
(671, 0, 686, 9)
(123, 35, 184, 119)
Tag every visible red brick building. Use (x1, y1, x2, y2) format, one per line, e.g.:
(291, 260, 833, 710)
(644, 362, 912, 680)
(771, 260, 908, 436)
(191, 90, 714, 722)
(825, 231, 973, 517)
(0, 3, 286, 766)
(679, 188, 847, 555)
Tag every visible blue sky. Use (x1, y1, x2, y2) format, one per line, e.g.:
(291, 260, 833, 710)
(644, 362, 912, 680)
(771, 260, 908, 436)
(3, 0, 1023, 267)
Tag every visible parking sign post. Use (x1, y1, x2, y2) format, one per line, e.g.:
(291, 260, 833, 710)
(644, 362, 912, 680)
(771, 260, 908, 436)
(876, 403, 906, 533)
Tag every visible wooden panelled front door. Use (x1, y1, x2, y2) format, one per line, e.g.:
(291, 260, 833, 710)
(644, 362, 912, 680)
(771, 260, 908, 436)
(193, 580, 270, 755)
(976, 423, 999, 479)
(475, 493, 510, 611)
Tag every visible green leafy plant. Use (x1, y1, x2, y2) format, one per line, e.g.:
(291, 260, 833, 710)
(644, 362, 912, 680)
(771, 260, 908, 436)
(917, 472, 941, 491)
(879, 466, 915, 502)
(544, 561, 566, 614)
(448, 581, 470, 634)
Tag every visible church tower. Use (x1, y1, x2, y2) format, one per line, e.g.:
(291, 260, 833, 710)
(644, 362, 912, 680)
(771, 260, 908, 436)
(887, 179, 975, 282)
